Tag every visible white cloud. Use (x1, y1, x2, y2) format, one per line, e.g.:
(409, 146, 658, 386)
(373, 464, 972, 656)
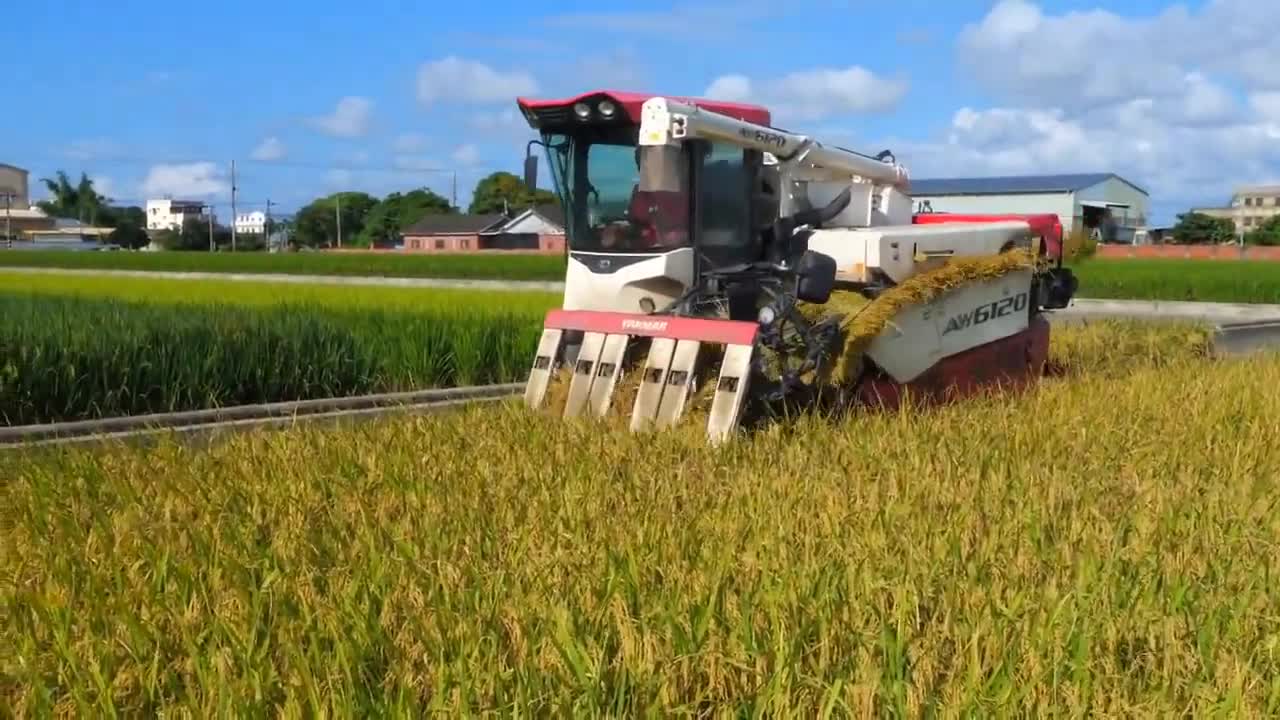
(923, 0, 1280, 224)
(90, 176, 118, 201)
(393, 133, 428, 153)
(416, 57, 538, 105)
(885, 102, 1280, 224)
(308, 96, 373, 138)
(141, 162, 227, 198)
(957, 0, 1280, 110)
(471, 109, 531, 135)
(1176, 72, 1236, 126)
(704, 75, 751, 102)
(451, 144, 480, 166)
(703, 66, 907, 121)
(468, 109, 537, 148)
(250, 136, 286, 161)
(1250, 92, 1280, 123)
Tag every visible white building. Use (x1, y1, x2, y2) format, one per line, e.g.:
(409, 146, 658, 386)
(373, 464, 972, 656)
(1192, 185, 1280, 235)
(234, 210, 267, 235)
(146, 198, 209, 231)
(909, 173, 1150, 243)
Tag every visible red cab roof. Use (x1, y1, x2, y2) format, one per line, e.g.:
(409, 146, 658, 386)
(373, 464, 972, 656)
(517, 89, 772, 128)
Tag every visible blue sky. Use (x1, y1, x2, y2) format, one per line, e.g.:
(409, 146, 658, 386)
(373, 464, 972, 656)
(4, 0, 1277, 225)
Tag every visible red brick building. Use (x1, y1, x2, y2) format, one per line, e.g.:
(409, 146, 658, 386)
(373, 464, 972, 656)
(401, 205, 565, 253)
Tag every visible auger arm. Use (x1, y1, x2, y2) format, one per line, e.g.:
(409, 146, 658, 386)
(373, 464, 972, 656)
(638, 96, 910, 220)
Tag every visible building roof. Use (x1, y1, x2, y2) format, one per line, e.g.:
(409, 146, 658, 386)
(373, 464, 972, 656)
(0, 162, 28, 174)
(402, 212, 507, 235)
(1234, 184, 1280, 196)
(0, 208, 50, 220)
(517, 203, 564, 229)
(911, 173, 1147, 197)
(148, 198, 207, 207)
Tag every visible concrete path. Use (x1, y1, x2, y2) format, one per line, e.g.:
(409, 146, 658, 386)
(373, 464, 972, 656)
(1053, 298, 1280, 324)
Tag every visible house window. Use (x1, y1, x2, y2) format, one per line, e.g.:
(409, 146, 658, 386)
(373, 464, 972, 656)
(459, 239, 469, 249)
(435, 239, 445, 250)
(1244, 217, 1255, 227)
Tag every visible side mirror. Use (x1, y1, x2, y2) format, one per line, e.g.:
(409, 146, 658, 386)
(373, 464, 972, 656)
(523, 154, 538, 191)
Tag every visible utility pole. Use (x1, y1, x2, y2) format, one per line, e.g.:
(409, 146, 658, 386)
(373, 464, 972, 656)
(207, 203, 214, 251)
(451, 171, 457, 210)
(265, 198, 274, 251)
(230, 160, 238, 252)
(335, 194, 342, 248)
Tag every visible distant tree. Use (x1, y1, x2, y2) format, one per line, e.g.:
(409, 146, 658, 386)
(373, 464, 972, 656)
(1170, 211, 1236, 245)
(357, 188, 455, 247)
(234, 232, 267, 251)
(107, 208, 150, 249)
(293, 192, 378, 248)
(468, 171, 558, 215)
(1245, 215, 1280, 246)
(152, 217, 222, 251)
(36, 170, 109, 224)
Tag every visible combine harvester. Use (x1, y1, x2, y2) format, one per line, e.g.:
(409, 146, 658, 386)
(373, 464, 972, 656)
(515, 90, 1079, 442)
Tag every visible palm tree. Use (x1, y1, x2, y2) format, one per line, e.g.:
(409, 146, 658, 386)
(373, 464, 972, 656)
(37, 171, 79, 218)
(37, 171, 107, 224)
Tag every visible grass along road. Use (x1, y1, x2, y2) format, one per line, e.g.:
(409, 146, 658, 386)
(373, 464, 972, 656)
(6, 320, 1279, 715)
(1066, 257, 1280, 304)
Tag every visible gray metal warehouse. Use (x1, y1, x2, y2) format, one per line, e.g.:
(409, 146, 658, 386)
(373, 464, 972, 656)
(908, 173, 1149, 242)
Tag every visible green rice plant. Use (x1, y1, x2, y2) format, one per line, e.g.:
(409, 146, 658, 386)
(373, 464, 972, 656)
(0, 270, 562, 314)
(0, 293, 543, 425)
(0, 248, 568, 281)
(5, 322, 1280, 715)
(1069, 257, 1280, 304)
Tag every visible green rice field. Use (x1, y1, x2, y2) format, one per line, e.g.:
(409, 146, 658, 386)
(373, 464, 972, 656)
(0, 274, 559, 425)
(0, 249, 568, 282)
(0, 270, 561, 312)
(1067, 257, 1280, 304)
(6, 319, 1280, 715)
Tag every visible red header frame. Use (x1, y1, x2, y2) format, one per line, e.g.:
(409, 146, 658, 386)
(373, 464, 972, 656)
(544, 309, 759, 346)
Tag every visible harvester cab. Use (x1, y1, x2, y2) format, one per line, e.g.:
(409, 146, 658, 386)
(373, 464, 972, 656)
(516, 90, 1079, 443)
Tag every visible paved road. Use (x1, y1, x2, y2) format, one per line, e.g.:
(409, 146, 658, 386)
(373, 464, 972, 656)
(1052, 298, 1280, 324)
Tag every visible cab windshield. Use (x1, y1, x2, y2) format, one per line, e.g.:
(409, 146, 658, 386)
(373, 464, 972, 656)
(544, 128, 693, 253)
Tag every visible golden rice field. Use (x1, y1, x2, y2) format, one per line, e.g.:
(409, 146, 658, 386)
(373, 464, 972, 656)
(5, 319, 1280, 716)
